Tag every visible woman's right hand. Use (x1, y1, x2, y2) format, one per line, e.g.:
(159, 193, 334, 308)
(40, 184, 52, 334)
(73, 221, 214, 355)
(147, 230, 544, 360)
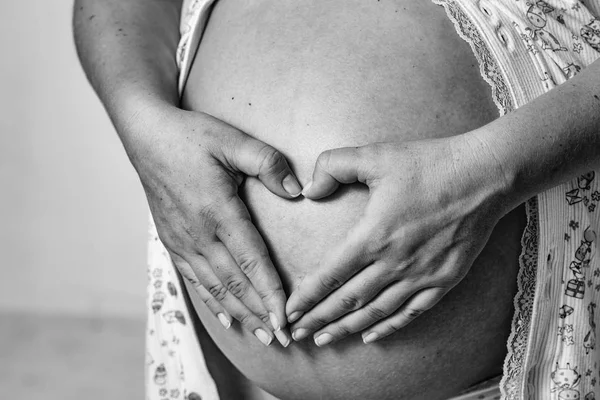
(127, 103, 301, 347)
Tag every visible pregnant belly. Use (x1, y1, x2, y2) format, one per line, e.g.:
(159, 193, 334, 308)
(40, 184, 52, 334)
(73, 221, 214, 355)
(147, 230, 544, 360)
(181, 1, 525, 399)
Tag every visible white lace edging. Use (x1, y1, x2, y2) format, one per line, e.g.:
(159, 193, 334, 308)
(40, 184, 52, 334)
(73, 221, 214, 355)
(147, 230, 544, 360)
(500, 197, 539, 400)
(431, 0, 514, 117)
(431, 1, 539, 399)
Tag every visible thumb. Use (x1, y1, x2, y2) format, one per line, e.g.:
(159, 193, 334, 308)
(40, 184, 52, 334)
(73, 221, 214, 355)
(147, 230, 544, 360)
(302, 146, 373, 200)
(223, 132, 303, 199)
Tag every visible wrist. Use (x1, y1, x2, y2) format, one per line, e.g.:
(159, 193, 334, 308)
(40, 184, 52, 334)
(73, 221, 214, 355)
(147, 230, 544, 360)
(111, 93, 180, 169)
(452, 130, 518, 217)
(109, 82, 178, 125)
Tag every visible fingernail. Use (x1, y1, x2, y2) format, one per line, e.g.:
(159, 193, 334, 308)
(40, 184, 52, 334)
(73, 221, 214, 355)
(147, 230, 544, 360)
(274, 330, 291, 347)
(217, 313, 231, 329)
(288, 311, 304, 323)
(292, 328, 309, 341)
(301, 180, 313, 196)
(362, 332, 379, 344)
(282, 175, 302, 197)
(314, 333, 334, 347)
(269, 312, 281, 331)
(254, 329, 273, 346)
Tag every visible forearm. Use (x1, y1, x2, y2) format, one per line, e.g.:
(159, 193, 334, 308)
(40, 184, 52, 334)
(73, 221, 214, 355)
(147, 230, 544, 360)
(72, 0, 182, 160)
(470, 58, 600, 211)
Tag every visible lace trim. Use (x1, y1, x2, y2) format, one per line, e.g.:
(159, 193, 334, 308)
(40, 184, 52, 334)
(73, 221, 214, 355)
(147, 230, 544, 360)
(501, 197, 539, 400)
(432, 2, 539, 399)
(431, 0, 514, 116)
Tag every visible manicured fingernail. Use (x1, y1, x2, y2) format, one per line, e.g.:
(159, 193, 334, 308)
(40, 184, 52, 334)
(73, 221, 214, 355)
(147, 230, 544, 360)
(282, 175, 302, 197)
(274, 330, 291, 347)
(288, 311, 303, 323)
(292, 328, 309, 341)
(314, 333, 334, 347)
(362, 332, 379, 344)
(254, 329, 273, 346)
(301, 180, 313, 196)
(269, 312, 281, 331)
(217, 313, 231, 329)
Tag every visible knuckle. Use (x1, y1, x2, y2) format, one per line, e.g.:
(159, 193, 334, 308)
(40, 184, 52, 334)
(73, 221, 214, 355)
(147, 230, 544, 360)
(185, 274, 201, 287)
(257, 145, 286, 177)
(308, 315, 328, 328)
(259, 313, 271, 324)
(334, 324, 353, 337)
(385, 319, 402, 333)
(207, 283, 228, 302)
(226, 278, 249, 299)
(213, 215, 236, 238)
(190, 243, 208, 258)
(203, 295, 221, 311)
(339, 295, 361, 311)
(318, 274, 344, 292)
(403, 307, 424, 320)
(209, 211, 234, 237)
(197, 202, 221, 226)
(258, 286, 285, 304)
(365, 304, 389, 321)
(237, 312, 254, 327)
(391, 260, 413, 279)
(238, 257, 262, 279)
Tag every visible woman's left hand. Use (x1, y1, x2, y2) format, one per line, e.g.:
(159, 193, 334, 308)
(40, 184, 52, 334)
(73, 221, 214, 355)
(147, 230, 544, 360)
(285, 133, 512, 345)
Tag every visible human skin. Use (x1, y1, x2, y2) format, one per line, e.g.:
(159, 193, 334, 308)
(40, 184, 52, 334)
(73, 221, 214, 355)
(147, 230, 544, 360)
(73, 0, 600, 397)
(182, 1, 525, 399)
(286, 19, 600, 347)
(73, 0, 298, 346)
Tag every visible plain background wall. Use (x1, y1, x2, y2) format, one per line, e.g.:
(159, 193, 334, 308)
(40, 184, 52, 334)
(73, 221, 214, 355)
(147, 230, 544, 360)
(0, 0, 149, 318)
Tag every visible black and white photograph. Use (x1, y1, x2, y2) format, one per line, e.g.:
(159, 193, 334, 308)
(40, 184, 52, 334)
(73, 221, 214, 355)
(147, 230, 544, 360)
(2, 0, 600, 399)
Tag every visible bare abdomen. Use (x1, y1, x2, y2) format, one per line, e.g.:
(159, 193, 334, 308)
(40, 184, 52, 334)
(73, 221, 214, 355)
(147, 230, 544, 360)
(181, 1, 524, 398)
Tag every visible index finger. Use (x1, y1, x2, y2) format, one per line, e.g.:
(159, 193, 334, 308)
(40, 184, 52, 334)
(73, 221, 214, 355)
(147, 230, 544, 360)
(285, 225, 373, 323)
(216, 195, 288, 331)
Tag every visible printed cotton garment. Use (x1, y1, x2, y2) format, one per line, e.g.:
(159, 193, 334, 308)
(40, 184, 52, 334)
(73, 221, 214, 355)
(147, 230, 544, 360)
(146, 1, 600, 399)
